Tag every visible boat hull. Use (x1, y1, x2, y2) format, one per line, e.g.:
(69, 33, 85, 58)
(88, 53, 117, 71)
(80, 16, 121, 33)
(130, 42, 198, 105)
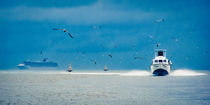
(151, 64, 170, 76)
(67, 70, 72, 72)
(152, 69, 168, 76)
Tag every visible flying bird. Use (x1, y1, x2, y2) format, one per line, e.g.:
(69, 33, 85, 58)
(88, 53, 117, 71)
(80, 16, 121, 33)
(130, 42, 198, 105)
(172, 37, 179, 42)
(108, 54, 112, 58)
(92, 25, 102, 30)
(132, 45, 136, 50)
(43, 58, 48, 62)
(100, 45, 105, 49)
(52, 28, 74, 38)
(91, 59, 96, 64)
(156, 43, 160, 47)
(94, 59, 96, 64)
(90, 59, 97, 64)
(154, 18, 165, 23)
(148, 34, 154, 39)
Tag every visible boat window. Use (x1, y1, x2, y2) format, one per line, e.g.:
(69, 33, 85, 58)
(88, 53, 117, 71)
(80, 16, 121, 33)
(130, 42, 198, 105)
(155, 60, 158, 63)
(164, 60, 167, 62)
(159, 60, 162, 62)
(158, 51, 163, 56)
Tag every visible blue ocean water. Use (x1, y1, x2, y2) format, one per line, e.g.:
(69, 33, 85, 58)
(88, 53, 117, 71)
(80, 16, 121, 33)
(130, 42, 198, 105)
(0, 69, 209, 105)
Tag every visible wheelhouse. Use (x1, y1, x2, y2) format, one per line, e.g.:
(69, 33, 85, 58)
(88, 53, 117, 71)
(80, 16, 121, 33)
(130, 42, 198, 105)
(152, 49, 169, 64)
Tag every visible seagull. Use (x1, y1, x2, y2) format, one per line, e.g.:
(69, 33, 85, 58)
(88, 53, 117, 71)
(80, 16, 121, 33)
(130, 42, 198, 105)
(108, 54, 112, 58)
(174, 38, 179, 42)
(148, 34, 154, 39)
(43, 58, 48, 62)
(156, 43, 160, 47)
(93, 25, 97, 29)
(92, 25, 102, 30)
(94, 59, 96, 64)
(90, 59, 97, 64)
(172, 37, 179, 42)
(52, 28, 74, 38)
(154, 18, 165, 23)
(100, 45, 105, 49)
(132, 45, 136, 50)
(75, 49, 85, 56)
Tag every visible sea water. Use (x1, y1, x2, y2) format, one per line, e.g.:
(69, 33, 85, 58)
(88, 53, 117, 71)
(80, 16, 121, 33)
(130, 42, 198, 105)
(0, 69, 209, 105)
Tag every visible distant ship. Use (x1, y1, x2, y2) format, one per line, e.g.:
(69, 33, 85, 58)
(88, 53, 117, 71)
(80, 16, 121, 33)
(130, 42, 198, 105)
(67, 63, 72, 72)
(17, 58, 58, 70)
(151, 49, 172, 76)
(104, 64, 108, 71)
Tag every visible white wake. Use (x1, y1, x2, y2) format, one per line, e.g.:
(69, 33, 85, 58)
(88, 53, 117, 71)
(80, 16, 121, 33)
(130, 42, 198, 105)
(0, 69, 208, 77)
(170, 69, 207, 76)
(59, 70, 152, 76)
(119, 70, 152, 76)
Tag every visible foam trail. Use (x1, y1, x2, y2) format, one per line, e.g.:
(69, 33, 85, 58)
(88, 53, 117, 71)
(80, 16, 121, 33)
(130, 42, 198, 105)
(60, 70, 152, 76)
(1, 69, 207, 77)
(170, 69, 207, 76)
(120, 70, 152, 76)
(59, 72, 120, 75)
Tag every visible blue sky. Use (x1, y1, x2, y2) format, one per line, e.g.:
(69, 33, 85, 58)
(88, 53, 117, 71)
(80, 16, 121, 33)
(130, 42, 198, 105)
(0, 0, 210, 70)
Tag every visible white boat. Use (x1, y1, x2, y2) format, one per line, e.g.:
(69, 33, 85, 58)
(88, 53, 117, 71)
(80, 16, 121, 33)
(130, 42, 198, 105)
(151, 49, 172, 76)
(104, 64, 108, 71)
(17, 58, 58, 70)
(67, 63, 72, 72)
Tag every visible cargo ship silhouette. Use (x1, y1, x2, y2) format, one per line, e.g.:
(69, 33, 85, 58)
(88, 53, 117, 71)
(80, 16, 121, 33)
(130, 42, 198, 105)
(17, 58, 58, 70)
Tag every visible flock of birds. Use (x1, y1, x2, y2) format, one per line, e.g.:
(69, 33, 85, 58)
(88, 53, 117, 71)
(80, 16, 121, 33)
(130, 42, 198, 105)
(49, 26, 150, 65)
(39, 18, 208, 66)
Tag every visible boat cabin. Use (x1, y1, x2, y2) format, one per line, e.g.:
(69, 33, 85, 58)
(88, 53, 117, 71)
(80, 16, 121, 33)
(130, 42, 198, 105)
(153, 49, 170, 64)
(155, 49, 166, 57)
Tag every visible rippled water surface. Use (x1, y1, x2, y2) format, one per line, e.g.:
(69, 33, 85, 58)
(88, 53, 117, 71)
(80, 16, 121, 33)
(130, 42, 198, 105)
(0, 70, 209, 105)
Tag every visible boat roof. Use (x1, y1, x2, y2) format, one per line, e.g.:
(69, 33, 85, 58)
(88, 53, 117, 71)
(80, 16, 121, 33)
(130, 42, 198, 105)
(155, 49, 166, 51)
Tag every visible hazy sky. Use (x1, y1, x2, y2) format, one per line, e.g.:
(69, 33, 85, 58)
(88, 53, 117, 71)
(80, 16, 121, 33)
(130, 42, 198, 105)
(0, 0, 210, 70)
